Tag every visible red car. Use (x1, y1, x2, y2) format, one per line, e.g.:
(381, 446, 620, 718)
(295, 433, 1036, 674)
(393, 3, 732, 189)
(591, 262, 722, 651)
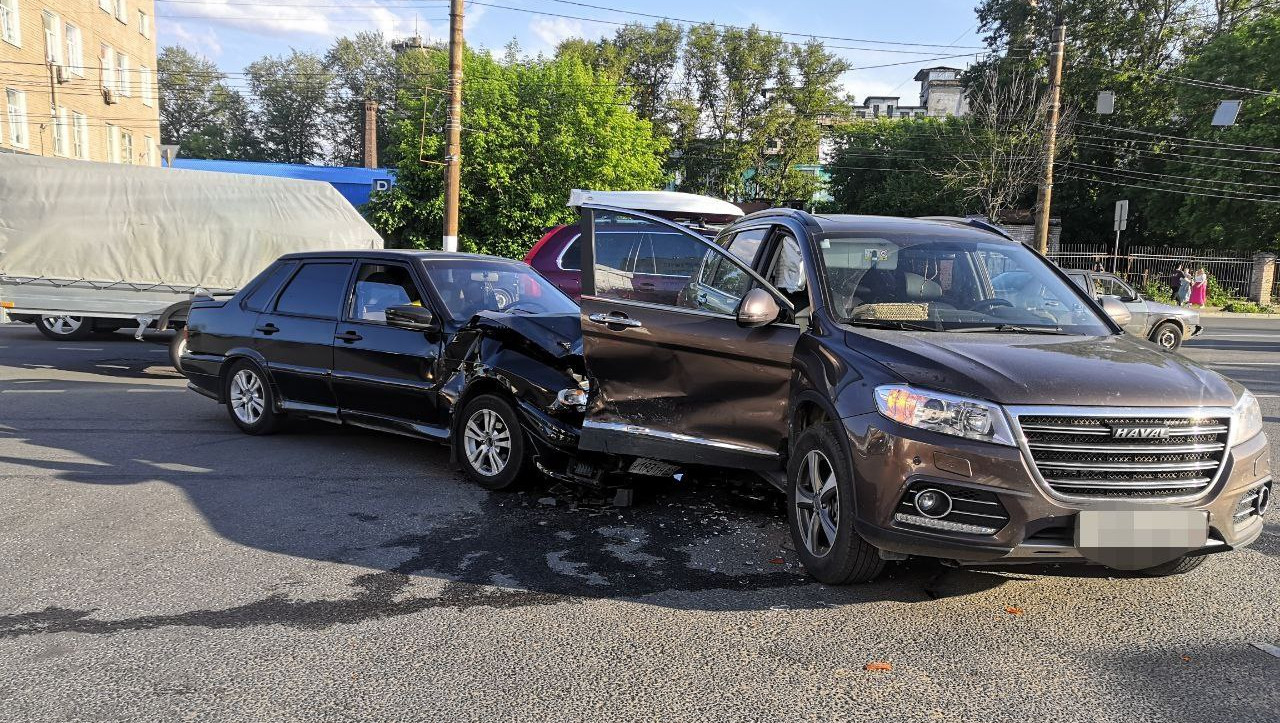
(524, 191, 743, 303)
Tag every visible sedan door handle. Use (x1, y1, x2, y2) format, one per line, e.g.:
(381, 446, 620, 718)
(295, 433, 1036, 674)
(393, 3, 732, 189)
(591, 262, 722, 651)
(587, 313, 643, 328)
(255, 323, 279, 335)
(335, 330, 363, 343)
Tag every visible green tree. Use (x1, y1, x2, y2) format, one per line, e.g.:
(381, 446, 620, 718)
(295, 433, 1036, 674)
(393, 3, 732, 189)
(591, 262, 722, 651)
(365, 49, 667, 256)
(324, 32, 399, 167)
(245, 50, 331, 164)
(157, 46, 260, 160)
(1162, 10, 1280, 249)
(823, 118, 973, 216)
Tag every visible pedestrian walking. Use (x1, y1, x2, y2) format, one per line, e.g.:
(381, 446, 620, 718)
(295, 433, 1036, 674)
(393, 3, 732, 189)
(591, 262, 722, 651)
(1175, 265, 1192, 306)
(1190, 267, 1208, 308)
(1167, 265, 1185, 302)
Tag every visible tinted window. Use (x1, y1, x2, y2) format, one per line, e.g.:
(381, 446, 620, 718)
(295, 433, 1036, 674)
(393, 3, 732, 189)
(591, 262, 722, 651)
(273, 262, 352, 319)
(242, 261, 297, 312)
(349, 263, 424, 323)
(560, 233, 635, 272)
(633, 233, 704, 277)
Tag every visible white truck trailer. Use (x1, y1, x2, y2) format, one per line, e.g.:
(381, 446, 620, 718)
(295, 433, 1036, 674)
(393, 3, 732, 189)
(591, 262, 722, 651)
(0, 154, 383, 363)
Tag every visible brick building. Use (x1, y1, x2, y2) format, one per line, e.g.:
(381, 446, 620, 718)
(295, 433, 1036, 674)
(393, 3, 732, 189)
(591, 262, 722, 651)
(0, 0, 158, 165)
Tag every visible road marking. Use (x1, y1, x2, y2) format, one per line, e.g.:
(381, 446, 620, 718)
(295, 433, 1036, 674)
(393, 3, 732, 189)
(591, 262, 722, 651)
(0, 389, 63, 394)
(1207, 362, 1280, 366)
(1252, 642, 1280, 660)
(126, 388, 177, 393)
(1198, 334, 1280, 339)
(55, 347, 104, 351)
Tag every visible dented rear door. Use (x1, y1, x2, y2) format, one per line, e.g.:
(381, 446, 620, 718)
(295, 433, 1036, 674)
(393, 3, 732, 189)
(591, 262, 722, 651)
(576, 206, 799, 471)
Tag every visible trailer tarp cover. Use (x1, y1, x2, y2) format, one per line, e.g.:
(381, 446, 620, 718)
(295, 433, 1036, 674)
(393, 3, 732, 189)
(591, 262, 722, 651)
(0, 154, 383, 290)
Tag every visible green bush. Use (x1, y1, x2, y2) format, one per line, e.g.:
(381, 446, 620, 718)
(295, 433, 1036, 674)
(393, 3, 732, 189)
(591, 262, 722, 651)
(1141, 278, 1173, 303)
(1203, 274, 1237, 307)
(1221, 301, 1276, 314)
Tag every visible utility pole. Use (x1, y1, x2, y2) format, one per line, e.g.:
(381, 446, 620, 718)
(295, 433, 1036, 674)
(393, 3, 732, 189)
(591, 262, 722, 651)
(363, 99, 378, 169)
(1033, 21, 1066, 255)
(442, 0, 464, 253)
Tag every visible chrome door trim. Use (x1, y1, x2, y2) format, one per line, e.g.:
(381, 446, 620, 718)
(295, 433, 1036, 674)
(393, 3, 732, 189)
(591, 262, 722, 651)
(587, 312, 642, 328)
(1005, 404, 1235, 505)
(582, 419, 779, 458)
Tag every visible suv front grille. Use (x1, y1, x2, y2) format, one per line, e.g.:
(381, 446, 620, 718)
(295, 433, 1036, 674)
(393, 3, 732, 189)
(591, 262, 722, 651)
(1017, 414, 1229, 498)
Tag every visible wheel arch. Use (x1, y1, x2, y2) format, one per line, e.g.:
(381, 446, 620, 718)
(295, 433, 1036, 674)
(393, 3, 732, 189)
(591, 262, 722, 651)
(219, 348, 280, 408)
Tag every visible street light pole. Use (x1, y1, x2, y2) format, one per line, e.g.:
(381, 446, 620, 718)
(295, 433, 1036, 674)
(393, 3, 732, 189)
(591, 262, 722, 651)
(1033, 22, 1066, 254)
(442, 0, 464, 253)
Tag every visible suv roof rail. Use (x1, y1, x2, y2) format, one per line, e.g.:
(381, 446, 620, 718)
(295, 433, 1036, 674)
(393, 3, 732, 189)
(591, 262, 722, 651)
(740, 206, 822, 229)
(917, 215, 1014, 241)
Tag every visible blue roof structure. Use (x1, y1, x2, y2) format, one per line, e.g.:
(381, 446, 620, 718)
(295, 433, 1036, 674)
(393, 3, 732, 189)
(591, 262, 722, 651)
(169, 159, 396, 208)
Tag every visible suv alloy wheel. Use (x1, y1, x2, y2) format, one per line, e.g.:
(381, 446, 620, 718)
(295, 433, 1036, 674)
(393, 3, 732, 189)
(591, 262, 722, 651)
(787, 425, 885, 584)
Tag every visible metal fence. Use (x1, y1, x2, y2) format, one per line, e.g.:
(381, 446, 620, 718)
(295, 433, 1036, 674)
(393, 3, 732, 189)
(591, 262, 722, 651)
(1047, 244, 1256, 299)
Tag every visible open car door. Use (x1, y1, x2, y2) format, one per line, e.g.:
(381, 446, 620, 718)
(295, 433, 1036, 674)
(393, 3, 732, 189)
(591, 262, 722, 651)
(575, 203, 800, 471)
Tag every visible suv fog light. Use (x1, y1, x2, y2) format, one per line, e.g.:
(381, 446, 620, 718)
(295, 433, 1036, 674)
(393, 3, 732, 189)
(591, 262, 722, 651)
(914, 488, 952, 518)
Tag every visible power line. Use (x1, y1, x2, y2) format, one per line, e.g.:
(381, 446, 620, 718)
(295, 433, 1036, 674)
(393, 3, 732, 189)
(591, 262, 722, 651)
(1061, 173, 1280, 205)
(1066, 160, 1280, 191)
(1078, 120, 1280, 155)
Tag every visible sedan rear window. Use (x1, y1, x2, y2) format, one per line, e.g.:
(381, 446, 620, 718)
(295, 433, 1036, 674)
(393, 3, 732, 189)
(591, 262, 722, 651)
(273, 262, 352, 319)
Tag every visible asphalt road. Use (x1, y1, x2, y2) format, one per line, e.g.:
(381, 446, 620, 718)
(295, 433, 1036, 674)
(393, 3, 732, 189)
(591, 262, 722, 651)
(0, 318, 1276, 723)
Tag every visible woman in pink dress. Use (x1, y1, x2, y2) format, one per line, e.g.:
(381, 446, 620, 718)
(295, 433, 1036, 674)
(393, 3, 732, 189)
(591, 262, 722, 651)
(1189, 268, 1208, 308)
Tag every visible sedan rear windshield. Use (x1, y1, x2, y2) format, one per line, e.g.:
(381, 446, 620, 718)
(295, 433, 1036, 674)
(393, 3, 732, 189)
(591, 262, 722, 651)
(422, 260, 579, 321)
(818, 234, 1111, 335)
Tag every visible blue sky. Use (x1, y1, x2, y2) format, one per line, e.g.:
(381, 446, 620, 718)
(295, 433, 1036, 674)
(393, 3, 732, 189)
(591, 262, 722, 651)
(157, 0, 988, 102)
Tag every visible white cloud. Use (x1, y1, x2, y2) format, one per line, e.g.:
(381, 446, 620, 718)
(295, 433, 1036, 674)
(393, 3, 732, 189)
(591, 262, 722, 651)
(165, 21, 224, 57)
(529, 17, 584, 52)
(158, 0, 447, 42)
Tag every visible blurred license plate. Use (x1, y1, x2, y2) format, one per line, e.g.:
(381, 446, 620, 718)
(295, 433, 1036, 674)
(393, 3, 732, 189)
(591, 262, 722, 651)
(1076, 509, 1207, 549)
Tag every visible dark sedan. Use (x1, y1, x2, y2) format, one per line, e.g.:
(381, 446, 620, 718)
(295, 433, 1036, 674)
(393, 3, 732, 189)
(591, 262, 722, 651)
(180, 250, 586, 488)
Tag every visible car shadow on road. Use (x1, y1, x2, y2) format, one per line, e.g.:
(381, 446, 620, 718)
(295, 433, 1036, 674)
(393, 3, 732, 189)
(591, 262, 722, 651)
(0, 375, 1221, 637)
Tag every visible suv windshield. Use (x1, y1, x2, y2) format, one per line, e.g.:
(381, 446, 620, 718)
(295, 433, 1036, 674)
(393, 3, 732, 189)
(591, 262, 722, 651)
(422, 259, 579, 321)
(818, 234, 1111, 335)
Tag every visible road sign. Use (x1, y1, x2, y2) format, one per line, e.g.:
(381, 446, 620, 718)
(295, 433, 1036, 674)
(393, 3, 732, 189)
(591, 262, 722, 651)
(1212, 100, 1242, 127)
(1114, 199, 1129, 231)
(1096, 91, 1115, 115)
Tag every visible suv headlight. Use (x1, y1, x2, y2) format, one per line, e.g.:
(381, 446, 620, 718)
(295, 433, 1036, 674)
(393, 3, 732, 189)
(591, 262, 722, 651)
(1229, 390, 1263, 446)
(874, 385, 1015, 447)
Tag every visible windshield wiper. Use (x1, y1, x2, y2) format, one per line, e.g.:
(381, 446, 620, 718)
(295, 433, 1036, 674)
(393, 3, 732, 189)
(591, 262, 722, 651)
(951, 324, 1072, 335)
(844, 319, 942, 332)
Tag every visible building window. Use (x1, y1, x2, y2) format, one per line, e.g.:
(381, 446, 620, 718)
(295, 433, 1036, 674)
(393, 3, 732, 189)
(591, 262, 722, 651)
(65, 23, 83, 75)
(114, 0, 128, 23)
(53, 107, 70, 156)
(42, 11, 63, 64)
(99, 44, 115, 91)
(138, 10, 150, 38)
(139, 65, 152, 107)
(6, 88, 28, 148)
(120, 130, 134, 164)
(107, 123, 119, 161)
(116, 52, 129, 96)
(0, 0, 20, 47)
(145, 135, 156, 166)
(72, 112, 88, 159)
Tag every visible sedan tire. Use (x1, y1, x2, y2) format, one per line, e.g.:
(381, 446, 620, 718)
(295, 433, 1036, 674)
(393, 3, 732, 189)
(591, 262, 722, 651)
(787, 424, 885, 584)
(223, 360, 282, 435)
(1133, 554, 1205, 577)
(1150, 321, 1184, 351)
(456, 394, 529, 491)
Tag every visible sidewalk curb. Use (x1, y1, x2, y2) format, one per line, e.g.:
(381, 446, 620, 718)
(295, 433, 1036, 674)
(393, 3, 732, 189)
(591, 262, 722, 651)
(1200, 312, 1280, 320)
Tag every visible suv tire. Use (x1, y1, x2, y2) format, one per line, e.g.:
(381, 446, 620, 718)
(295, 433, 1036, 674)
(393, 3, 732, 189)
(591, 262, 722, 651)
(456, 394, 529, 491)
(1150, 321, 1183, 351)
(1133, 554, 1205, 577)
(787, 424, 885, 584)
(223, 360, 283, 435)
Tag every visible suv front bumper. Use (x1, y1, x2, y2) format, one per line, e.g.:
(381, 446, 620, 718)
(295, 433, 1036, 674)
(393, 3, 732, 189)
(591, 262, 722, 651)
(841, 413, 1270, 564)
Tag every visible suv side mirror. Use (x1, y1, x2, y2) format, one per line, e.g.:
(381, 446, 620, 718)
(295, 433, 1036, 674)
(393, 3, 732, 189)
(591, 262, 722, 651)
(1098, 296, 1132, 326)
(737, 287, 781, 328)
(385, 305, 439, 332)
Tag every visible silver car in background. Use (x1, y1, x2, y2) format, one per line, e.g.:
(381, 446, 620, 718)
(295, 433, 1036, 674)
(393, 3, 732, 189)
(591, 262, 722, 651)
(1064, 269, 1202, 350)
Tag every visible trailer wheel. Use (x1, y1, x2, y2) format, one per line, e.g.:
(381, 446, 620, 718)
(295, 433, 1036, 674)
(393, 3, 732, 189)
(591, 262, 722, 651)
(169, 331, 188, 375)
(36, 315, 95, 341)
